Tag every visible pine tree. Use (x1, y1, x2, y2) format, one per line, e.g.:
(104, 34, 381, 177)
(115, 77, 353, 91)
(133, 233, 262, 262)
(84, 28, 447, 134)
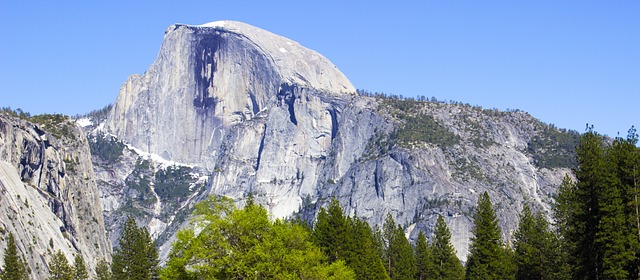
(465, 191, 513, 280)
(71, 254, 88, 280)
(48, 250, 72, 280)
(513, 204, 569, 280)
(345, 218, 389, 280)
(415, 231, 434, 280)
(383, 213, 396, 275)
(1, 233, 29, 280)
(383, 214, 416, 280)
(431, 215, 464, 280)
(94, 259, 111, 280)
(554, 129, 640, 279)
(312, 198, 349, 262)
(111, 216, 159, 280)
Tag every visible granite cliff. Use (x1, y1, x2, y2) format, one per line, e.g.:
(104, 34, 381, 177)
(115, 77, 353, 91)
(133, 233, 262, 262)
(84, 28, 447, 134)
(0, 113, 111, 278)
(99, 20, 577, 261)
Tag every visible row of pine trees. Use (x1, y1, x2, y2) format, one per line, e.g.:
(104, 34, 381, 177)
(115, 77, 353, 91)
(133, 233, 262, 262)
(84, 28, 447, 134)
(1, 127, 638, 279)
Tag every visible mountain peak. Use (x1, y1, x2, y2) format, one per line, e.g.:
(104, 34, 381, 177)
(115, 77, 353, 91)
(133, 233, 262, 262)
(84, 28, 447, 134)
(168, 20, 355, 94)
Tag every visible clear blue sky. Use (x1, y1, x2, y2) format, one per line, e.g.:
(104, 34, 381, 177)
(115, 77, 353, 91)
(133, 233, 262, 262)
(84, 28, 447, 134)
(1, 1, 638, 137)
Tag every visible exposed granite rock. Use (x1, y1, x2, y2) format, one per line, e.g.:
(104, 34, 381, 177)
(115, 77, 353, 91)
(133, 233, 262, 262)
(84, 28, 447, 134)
(101, 21, 574, 262)
(0, 113, 110, 278)
(106, 21, 355, 170)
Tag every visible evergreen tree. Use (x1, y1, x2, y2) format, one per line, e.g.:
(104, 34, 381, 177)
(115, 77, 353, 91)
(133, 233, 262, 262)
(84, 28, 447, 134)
(48, 250, 72, 280)
(431, 215, 464, 280)
(514, 204, 543, 279)
(312, 198, 349, 262)
(383, 213, 396, 275)
(383, 214, 416, 280)
(415, 231, 434, 280)
(72, 254, 88, 280)
(94, 259, 111, 280)
(344, 218, 389, 280)
(554, 128, 640, 279)
(465, 192, 513, 280)
(312, 199, 388, 279)
(513, 204, 568, 280)
(111, 216, 159, 280)
(1, 233, 29, 280)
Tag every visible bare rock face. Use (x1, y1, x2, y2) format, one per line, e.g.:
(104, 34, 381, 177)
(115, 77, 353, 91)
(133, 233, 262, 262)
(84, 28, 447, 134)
(106, 21, 355, 169)
(103, 21, 574, 261)
(0, 114, 111, 278)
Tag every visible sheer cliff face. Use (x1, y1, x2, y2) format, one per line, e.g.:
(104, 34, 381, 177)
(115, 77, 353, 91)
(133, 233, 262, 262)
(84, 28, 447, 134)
(106, 21, 355, 169)
(0, 114, 110, 278)
(103, 21, 571, 261)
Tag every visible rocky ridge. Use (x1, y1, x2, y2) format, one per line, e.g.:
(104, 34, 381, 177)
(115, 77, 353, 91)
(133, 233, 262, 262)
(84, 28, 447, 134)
(99, 20, 578, 261)
(0, 113, 111, 278)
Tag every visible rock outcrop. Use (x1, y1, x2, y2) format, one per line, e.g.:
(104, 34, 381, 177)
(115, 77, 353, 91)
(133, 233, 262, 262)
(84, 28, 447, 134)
(101, 20, 576, 261)
(106, 21, 355, 169)
(0, 113, 111, 278)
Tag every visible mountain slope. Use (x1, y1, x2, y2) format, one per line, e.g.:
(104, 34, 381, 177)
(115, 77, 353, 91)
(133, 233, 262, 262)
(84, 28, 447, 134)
(0, 113, 111, 278)
(98, 21, 577, 261)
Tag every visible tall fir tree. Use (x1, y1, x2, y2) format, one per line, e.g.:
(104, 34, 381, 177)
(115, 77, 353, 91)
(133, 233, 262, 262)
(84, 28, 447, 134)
(514, 204, 543, 279)
(415, 231, 434, 280)
(48, 250, 72, 280)
(514, 204, 569, 280)
(465, 191, 513, 280)
(1, 233, 29, 280)
(312, 198, 349, 262)
(383, 214, 416, 280)
(71, 254, 88, 280)
(312, 198, 388, 279)
(94, 259, 111, 280)
(431, 215, 464, 280)
(344, 217, 389, 280)
(111, 216, 159, 280)
(554, 128, 640, 279)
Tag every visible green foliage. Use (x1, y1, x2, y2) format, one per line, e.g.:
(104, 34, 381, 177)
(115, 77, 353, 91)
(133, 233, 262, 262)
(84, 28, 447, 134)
(154, 165, 193, 201)
(383, 214, 416, 280)
(1, 233, 29, 280)
(363, 131, 394, 160)
(391, 113, 460, 148)
(514, 205, 569, 280)
(89, 133, 125, 164)
(94, 259, 111, 280)
(381, 97, 460, 148)
(125, 159, 153, 201)
(48, 250, 72, 280)
(29, 114, 76, 140)
(431, 215, 464, 280)
(111, 217, 158, 280)
(312, 198, 388, 279)
(312, 198, 349, 262)
(465, 192, 514, 280)
(344, 217, 389, 280)
(415, 231, 434, 280)
(79, 104, 112, 124)
(554, 128, 640, 279)
(1, 107, 31, 119)
(162, 196, 355, 279)
(71, 255, 88, 280)
(527, 124, 579, 169)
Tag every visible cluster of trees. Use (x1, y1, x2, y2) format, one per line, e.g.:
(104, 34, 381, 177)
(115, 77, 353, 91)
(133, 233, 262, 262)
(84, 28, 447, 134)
(555, 126, 640, 279)
(0, 217, 156, 280)
(158, 196, 464, 280)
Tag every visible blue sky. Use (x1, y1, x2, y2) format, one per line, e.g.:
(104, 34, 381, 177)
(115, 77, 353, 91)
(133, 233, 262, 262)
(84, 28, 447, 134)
(1, 1, 638, 137)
